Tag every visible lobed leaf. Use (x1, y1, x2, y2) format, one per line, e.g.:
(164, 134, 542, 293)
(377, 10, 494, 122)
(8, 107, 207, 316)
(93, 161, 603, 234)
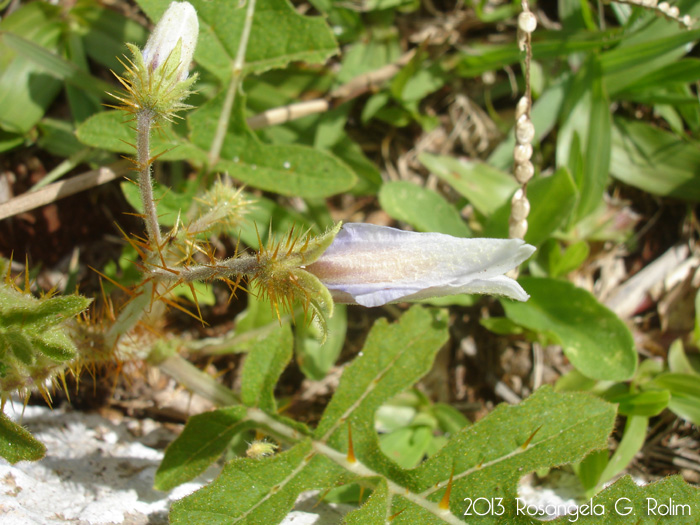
(154, 406, 248, 491)
(170, 441, 348, 524)
(550, 476, 700, 524)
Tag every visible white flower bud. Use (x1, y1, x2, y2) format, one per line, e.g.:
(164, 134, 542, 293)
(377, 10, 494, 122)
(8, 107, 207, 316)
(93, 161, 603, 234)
(142, 2, 199, 81)
(518, 12, 537, 34)
(515, 96, 529, 120)
(667, 5, 680, 18)
(514, 143, 533, 164)
(515, 115, 535, 144)
(515, 161, 535, 184)
(658, 2, 670, 13)
(509, 219, 528, 240)
(511, 190, 530, 221)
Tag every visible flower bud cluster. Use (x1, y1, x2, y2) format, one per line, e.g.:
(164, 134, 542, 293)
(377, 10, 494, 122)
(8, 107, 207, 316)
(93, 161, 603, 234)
(510, 94, 535, 240)
(608, 0, 695, 28)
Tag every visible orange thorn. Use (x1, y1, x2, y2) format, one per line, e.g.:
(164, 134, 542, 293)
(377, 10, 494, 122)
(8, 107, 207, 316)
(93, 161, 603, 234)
(346, 420, 356, 463)
(522, 425, 543, 450)
(439, 464, 455, 510)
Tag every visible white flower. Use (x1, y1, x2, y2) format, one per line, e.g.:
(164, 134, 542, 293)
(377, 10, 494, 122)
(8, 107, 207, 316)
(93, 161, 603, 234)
(306, 223, 535, 307)
(142, 1, 198, 81)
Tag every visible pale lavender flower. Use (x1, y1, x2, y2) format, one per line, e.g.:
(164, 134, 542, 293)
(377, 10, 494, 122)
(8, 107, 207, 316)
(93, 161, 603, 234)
(306, 223, 535, 307)
(142, 1, 198, 81)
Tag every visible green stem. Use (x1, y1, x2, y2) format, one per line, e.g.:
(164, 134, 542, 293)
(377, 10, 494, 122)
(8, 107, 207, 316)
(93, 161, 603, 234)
(207, 0, 257, 166)
(158, 353, 240, 406)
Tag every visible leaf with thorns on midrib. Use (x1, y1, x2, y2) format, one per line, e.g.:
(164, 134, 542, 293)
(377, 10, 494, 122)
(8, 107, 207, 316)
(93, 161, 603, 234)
(160, 306, 625, 524)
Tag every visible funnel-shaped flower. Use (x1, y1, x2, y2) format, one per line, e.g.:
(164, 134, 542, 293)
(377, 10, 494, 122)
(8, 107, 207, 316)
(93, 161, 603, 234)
(306, 223, 535, 307)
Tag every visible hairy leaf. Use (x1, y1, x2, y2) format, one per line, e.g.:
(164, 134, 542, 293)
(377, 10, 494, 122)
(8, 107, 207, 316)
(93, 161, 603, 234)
(0, 413, 46, 464)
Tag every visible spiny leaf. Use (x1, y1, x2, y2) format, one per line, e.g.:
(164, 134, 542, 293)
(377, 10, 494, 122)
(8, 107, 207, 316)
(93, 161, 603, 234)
(169, 441, 349, 524)
(155, 406, 248, 491)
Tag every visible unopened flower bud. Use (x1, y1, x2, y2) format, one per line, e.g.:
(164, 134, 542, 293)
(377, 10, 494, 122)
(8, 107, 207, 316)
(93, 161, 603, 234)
(514, 144, 533, 164)
(509, 219, 528, 240)
(518, 12, 537, 34)
(511, 189, 530, 221)
(515, 96, 529, 120)
(143, 2, 199, 82)
(515, 115, 535, 144)
(667, 5, 680, 18)
(515, 161, 535, 184)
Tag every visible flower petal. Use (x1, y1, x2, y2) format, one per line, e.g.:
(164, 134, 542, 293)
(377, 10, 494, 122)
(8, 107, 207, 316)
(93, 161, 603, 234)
(306, 223, 535, 307)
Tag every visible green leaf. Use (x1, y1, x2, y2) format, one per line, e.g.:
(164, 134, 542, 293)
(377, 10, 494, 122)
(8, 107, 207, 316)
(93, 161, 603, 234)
(602, 28, 700, 95)
(1, 31, 113, 99)
(31, 328, 77, 362)
(0, 2, 64, 133)
(484, 168, 578, 246)
(191, 93, 356, 198)
(552, 475, 700, 524)
(0, 285, 91, 331)
(76, 110, 208, 162)
(241, 324, 293, 412)
(577, 64, 611, 222)
(121, 178, 201, 228)
(314, 306, 449, 444)
(419, 152, 517, 217)
(610, 118, 700, 201)
(379, 426, 433, 469)
(1, 330, 35, 365)
(379, 181, 471, 237)
(71, 0, 148, 72)
(606, 390, 670, 417)
(596, 415, 648, 490)
(652, 373, 700, 425)
(0, 412, 46, 464)
(575, 449, 608, 494)
(170, 441, 347, 524)
(411, 386, 615, 521)
(502, 277, 637, 381)
(342, 478, 388, 525)
(296, 304, 347, 381)
(154, 406, 248, 491)
(668, 339, 698, 376)
(456, 30, 617, 78)
(137, 0, 338, 80)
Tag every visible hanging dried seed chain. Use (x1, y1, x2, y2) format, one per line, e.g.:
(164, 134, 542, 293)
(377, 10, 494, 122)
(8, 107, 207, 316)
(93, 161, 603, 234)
(509, 2, 537, 242)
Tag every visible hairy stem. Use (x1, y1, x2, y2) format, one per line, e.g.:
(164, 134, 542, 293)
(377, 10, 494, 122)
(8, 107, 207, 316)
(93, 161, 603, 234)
(208, 0, 257, 165)
(137, 110, 162, 249)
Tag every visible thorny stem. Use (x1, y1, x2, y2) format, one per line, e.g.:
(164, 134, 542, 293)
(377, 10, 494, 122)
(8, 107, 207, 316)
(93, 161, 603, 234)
(148, 252, 260, 282)
(137, 110, 162, 250)
(208, 0, 257, 166)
